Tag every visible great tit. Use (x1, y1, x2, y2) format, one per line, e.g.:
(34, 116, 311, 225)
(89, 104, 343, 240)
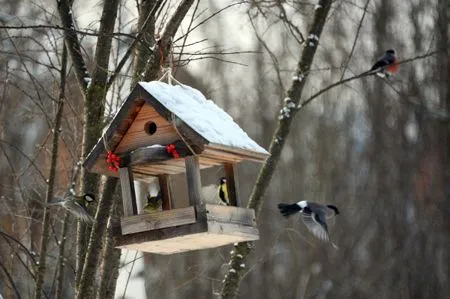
(278, 201, 339, 248)
(143, 191, 162, 213)
(218, 177, 229, 206)
(48, 193, 95, 223)
(201, 177, 230, 206)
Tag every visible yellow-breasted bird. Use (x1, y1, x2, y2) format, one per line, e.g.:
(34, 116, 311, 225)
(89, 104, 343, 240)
(144, 191, 162, 213)
(201, 177, 230, 206)
(218, 177, 229, 206)
(47, 193, 95, 223)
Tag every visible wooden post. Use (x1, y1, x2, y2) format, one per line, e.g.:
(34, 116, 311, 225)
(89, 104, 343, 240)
(184, 156, 206, 221)
(119, 167, 137, 216)
(224, 163, 239, 206)
(158, 174, 173, 210)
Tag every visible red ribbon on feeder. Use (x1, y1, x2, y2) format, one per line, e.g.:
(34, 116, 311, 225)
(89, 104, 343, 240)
(166, 143, 180, 159)
(106, 151, 120, 172)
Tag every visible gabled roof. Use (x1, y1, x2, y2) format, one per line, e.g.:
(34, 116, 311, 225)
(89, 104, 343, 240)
(84, 82, 269, 177)
(140, 82, 268, 154)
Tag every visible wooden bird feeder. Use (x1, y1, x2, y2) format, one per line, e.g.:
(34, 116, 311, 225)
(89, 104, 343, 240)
(84, 82, 269, 254)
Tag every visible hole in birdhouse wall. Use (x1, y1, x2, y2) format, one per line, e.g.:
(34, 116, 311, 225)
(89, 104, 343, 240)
(144, 121, 157, 135)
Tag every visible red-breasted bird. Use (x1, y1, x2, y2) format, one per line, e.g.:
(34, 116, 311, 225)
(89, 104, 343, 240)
(370, 49, 399, 77)
(278, 201, 339, 248)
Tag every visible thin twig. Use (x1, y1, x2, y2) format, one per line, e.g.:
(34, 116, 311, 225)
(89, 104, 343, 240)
(298, 51, 440, 110)
(339, 0, 371, 80)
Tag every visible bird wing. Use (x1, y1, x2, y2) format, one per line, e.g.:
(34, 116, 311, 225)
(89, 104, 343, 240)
(370, 53, 396, 71)
(61, 201, 94, 223)
(301, 212, 330, 242)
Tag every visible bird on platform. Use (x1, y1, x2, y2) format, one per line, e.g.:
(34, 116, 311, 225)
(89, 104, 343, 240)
(218, 177, 230, 206)
(144, 191, 162, 213)
(201, 177, 230, 206)
(278, 201, 339, 249)
(47, 193, 95, 223)
(370, 49, 399, 78)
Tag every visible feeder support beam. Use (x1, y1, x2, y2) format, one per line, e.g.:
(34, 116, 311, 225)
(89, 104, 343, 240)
(224, 163, 239, 206)
(119, 167, 137, 216)
(185, 156, 207, 222)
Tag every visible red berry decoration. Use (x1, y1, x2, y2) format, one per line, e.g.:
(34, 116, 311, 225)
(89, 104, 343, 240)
(106, 150, 120, 172)
(166, 144, 180, 159)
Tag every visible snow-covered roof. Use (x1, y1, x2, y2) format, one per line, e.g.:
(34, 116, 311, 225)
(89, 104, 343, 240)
(138, 81, 268, 155)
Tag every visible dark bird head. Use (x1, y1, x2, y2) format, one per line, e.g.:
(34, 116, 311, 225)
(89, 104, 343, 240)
(327, 205, 340, 215)
(147, 191, 162, 204)
(220, 177, 227, 185)
(83, 193, 95, 203)
(386, 49, 395, 55)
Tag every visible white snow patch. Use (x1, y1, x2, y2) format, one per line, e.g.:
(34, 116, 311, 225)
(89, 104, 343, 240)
(292, 73, 304, 82)
(314, 4, 322, 10)
(308, 34, 320, 41)
(240, 263, 245, 268)
(229, 268, 236, 273)
(139, 82, 268, 154)
(83, 77, 91, 88)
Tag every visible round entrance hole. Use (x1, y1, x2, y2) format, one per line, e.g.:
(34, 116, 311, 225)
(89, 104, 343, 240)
(144, 121, 157, 135)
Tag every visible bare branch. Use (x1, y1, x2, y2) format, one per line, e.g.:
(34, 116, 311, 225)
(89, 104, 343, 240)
(106, 1, 163, 89)
(142, 0, 196, 81)
(298, 51, 440, 110)
(56, 0, 89, 92)
(0, 259, 22, 299)
(220, 0, 334, 297)
(0, 24, 137, 39)
(339, 0, 371, 80)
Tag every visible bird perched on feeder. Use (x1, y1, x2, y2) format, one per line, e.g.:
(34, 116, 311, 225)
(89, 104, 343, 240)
(218, 177, 230, 206)
(201, 177, 230, 206)
(144, 191, 162, 213)
(370, 49, 399, 77)
(47, 193, 95, 223)
(278, 201, 339, 248)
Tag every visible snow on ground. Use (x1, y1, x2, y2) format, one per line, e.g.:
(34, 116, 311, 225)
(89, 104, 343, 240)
(139, 81, 269, 154)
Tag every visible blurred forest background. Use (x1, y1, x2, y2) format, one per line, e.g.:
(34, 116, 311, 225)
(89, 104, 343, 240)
(0, 0, 448, 298)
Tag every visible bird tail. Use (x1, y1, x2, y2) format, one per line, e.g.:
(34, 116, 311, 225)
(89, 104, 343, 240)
(277, 203, 302, 218)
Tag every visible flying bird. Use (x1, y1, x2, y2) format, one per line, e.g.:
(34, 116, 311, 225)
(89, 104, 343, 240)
(278, 201, 339, 248)
(144, 191, 162, 213)
(370, 49, 399, 77)
(48, 193, 95, 223)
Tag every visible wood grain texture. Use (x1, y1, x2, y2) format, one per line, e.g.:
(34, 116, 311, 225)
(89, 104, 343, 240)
(159, 174, 173, 210)
(115, 105, 179, 153)
(120, 207, 196, 235)
(116, 220, 259, 254)
(114, 205, 259, 254)
(83, 86, 148, 171)
(224, 163, 239, 206)
(185, 156, 208, 224)
(205, 205, 256, 227)
(119, 167, 137, 216)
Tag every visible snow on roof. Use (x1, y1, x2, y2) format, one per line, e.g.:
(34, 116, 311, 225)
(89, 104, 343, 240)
(139, 81, 268, 155)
